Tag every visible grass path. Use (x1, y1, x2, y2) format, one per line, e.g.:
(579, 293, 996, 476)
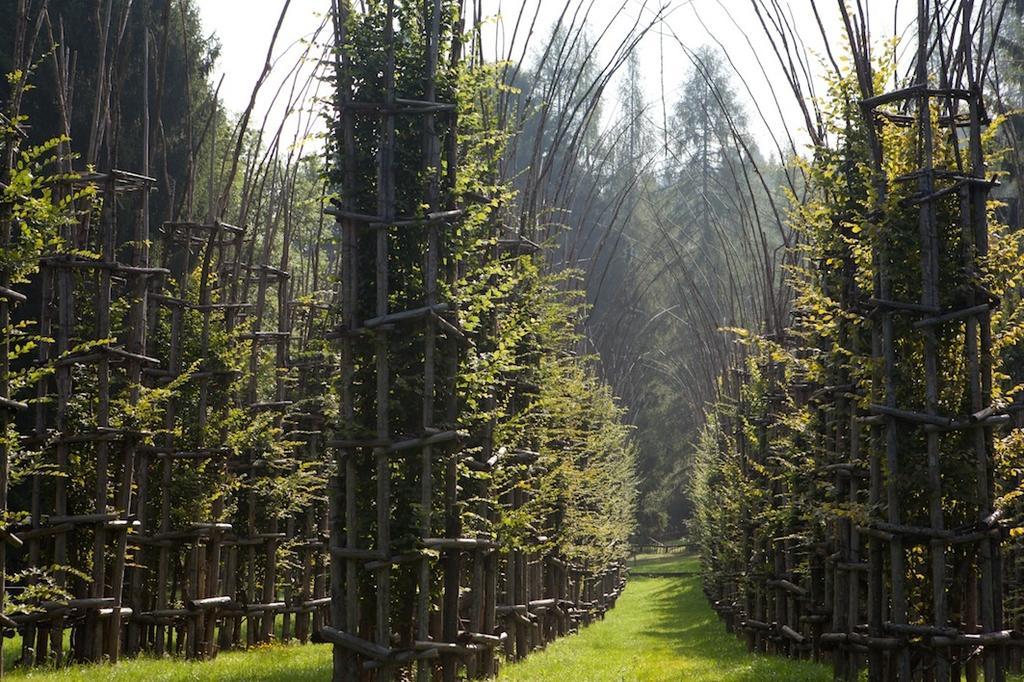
(496, 553, 831, 682)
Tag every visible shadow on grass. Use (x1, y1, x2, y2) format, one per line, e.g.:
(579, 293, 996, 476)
(6, 567, 830, 681)
(638, 575, 831, 682)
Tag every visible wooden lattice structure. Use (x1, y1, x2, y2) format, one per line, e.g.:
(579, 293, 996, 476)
(320, 1, 628, 679)
(0, 24, 341, 670)
(701, 2, 1018, 681)
(0, 1, 633, 677)
(836, 5, 1005, 679)
(9, 124, 337, 668)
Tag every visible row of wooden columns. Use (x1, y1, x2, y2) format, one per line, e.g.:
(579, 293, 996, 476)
(705, 8, 1014, 679)
(0, 1, 633, 675)
(322, 1, 629, 679)
(2, 68, 337, 663)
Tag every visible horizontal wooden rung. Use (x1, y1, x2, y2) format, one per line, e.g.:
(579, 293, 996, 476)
(162, 219, 245, 235)
(412, 639, 479, 655)
(913, 303, 991, 328)
(40, 597, 115, 611)
(463, 454, 498, 472)
(74, 168, 156, 188)
(302, 597, 332, 608)
(895, 169, 996, 185)
(365, 552, 424, 570)
(238, 263, 290, 279)
(900, 180, 972, 207)
(102, 346, 162, 365)
(459, 631, 506, 646)
(329, 437, 391, 449)
(244, 602, 286, 612)
(0, 396, 28, 412)
(193, 522, 234, 532)
(500, 448, 540, 464)
(869, 404, 952, 428)
(364, 303, 449, 330)
(330, 546, 385, 561)
(765, 578, 808, 597)
(497, 237, 542, 252)
(193, 302, 252, 311)
(819, 631, 902, 649)
(49, 513, 120, 525)
(386, 429, 465, 453)
(923, 414, 1012, 433)
(818, 463, 869, 479)
(326, 207, 463, 227)
(780, 625, 805, 643)
(867, 298, 939, 315)
(338, 99, 455, 114)
(862, 85, 974, 109)
(104, 519, 140, 530)
(249, 401, 293, 411)
(932, 630, 1022, 647)
(149, 449, 231, 459)
(53, 347, 162, 370)
(15, 523, 73, 541)
(868, 521, 951, 539)
(238, 331, 291, 341)
(0, 285, 27, 303)
(140, 608, 190, 619)
(316, 626, 395, 661)
(39, 257, 169, 277)
(884, 622, 959, 638)
(0, 527, 24, 548)
(423, 537, 496, 551)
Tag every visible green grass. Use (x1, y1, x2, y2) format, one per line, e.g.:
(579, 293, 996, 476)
(496, 553, 831, 682)
(2, 643, 333, 681)
(3, 553, 832, 681)
(627, 551, 700, 574)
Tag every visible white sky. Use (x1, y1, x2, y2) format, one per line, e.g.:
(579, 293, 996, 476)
(196, 0, 911, 158)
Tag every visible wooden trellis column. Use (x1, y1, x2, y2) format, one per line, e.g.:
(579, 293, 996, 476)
(852, 6, 1005, 680)
(15, 168, 159, 666)
(419, 0, 442, 678)
(283, 337, 334, 645)
(0, 108, 30, 682)
(325, 1, 488, 678)
(108, 47, 155, 661)
(138, 217, 244, 659)
(240, 225, 293, 647)
(321, 2, 633, 678)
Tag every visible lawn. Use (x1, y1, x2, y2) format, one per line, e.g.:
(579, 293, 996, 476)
(0, 554, 828, 681)
(627, 551, 699, 574)
(2, 642, 333, 681)
(8, 555, 1023, 681)
(496, 552, 831, 682)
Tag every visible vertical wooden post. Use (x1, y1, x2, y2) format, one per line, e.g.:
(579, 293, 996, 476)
(110, 34, 154, 662)
(0, 78, 16, 682)
(372, 5, 397, 678)
(329, 2, 360, 680)
(418, 0, 444, 672)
